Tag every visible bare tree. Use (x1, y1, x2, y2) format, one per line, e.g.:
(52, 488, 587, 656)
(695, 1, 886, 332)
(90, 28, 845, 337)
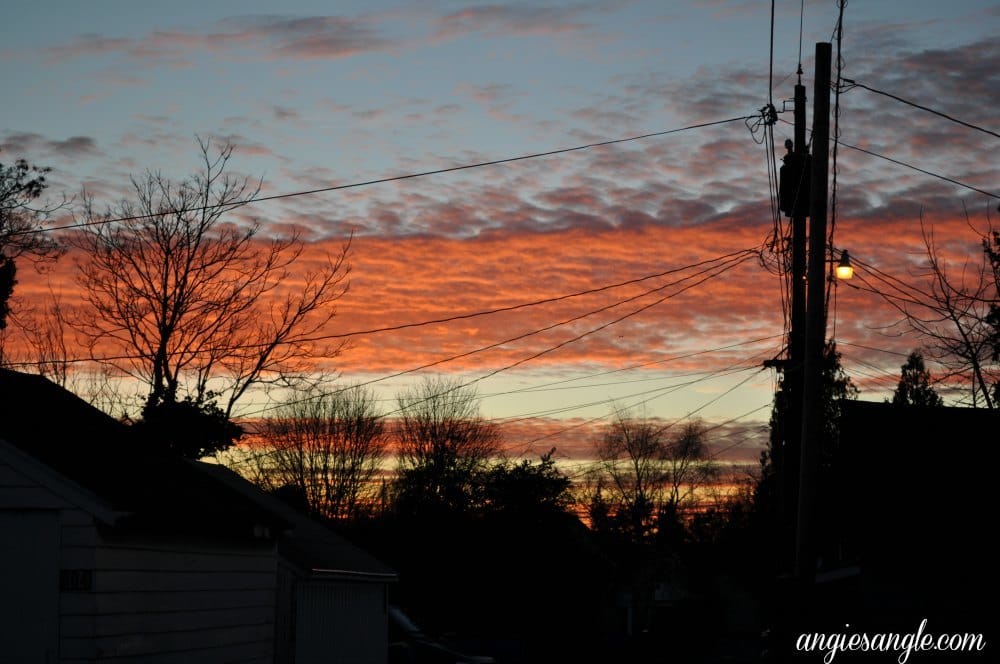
(18, 288, 71, 387)
(593, 412, 665, 538)
(891, 214, 998, 408)
(240, 385, 388, 520)
(590, 408, 716, 539)
(73, 138, 351, 421)
(662, 420, 716, 515)
(394, 377, 500, 510)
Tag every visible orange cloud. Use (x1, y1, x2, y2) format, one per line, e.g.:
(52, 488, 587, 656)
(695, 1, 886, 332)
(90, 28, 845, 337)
(5, 191, 994, 465)
(8, 206, 987, 381)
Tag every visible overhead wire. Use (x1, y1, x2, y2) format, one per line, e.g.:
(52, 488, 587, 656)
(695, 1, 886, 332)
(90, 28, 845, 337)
(233, 347, 775, 471)
(705, 403, 774, 460)
(827, 0, 847, 333)
(12, 116, 757, 238)
(500, 363, 768, 455)
(759, 0, 790, 345)
(0, 248, 758, 370)
(477, 333, 784, 398)
(845, 272, 938, 316)
(226, 250, 765, 470)
(509, 356, 775, 454)
(846, 252, 937, 302)
(837, 340, 911, 359)
(235, 250, 759, 419)
(843, 257, 997, 405)
(769, 0, 776, 107)
(362, 252, 760, 421)
(472, 334, 783, 399)
(840, 78, 1000, 140)
(845, 253, 960, 316)
(835, 139, 999, 200)
(797, 0, 805, 74)
(528, 373, 775, 477)
(777, 117, 999, 199)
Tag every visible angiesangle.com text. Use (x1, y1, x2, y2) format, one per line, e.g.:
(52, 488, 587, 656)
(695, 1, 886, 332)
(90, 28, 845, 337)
(796, 619, 986, 663)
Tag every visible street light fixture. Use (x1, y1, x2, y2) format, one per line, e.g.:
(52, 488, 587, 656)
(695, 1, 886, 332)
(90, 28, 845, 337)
(835, 250, 854, 280)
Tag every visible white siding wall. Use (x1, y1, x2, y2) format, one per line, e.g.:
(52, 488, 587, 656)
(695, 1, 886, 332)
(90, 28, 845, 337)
(1, 457, 279, 663)
(1, 457, 77, 662)
(69, 538, 278, 663)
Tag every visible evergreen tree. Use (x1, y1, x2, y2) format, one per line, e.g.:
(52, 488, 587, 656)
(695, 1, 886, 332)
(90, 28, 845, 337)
(891, 351, 944, 408)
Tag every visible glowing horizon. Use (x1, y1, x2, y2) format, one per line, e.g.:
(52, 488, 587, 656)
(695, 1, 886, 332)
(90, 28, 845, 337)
(2, 1, 997, 463)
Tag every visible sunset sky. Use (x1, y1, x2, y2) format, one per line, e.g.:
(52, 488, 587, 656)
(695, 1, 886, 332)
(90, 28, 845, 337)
(2, 1, 998, 461)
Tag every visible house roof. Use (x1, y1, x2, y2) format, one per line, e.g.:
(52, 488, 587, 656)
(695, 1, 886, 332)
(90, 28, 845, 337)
(0, 369, 395, 579)
(0, 368, 286, 538)
(194, 462, 397, 580)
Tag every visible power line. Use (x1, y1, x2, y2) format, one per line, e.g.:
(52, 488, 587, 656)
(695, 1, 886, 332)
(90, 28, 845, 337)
(233, 250, 758, 419)
(15, 115, 756, 237)
(768, 0, 776, 106)
(1, 248, 758, 370)
(845, 272, 934, 316)
(502, 363, 766, 446)
(351, 253, 760, 421)
(8, 246, 763, 474)
(500, 366, 750, 396)
(797, 0, 805, 73)
(560, 333, 784, 381)
(844, 258, 962, 320)
(509, 359, 774, 452)
(471, 333, 784, 422)
(837, 340, 911, 358)
(841, 78, 1000, 140)
(839, 349, 903, 380)
(838, 139, 999, 199)
(706, 403, 774, 460)
(527, 362, 769, 456)
(846, 252, 934, 301)
(472, 334, 784, 450)
(502, 354, 774, 461)
(777, 117, 999, 199)
(233, 249, 755, 348)
(828, 0, 847, 319)
(231, 332, 774, 468)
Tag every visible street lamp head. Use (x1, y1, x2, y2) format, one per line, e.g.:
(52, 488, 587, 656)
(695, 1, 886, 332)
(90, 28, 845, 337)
(836, 250, 854, 280)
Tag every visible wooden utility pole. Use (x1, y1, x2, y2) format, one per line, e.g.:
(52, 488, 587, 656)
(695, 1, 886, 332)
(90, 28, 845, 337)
(779, 78, 809, 566)
(795, 42, 832, 582)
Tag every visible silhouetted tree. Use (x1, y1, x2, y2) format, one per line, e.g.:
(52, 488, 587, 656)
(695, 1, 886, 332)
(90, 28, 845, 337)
(758, 341, 857, 564)
(352, 447, 607, 664)
(763, 341, 857, 477)
(73, 138, 351, 440)
(17, 289, 71, 386)
(986, 219, 1000, 404)
(134, 395, 242, 459)
(890, 214, 999, 407)
(589, 408, 716, 541)
(891, 351, 944, 407)
(471, 449, 573, 519)
(0, 154, 62, 333)
(687, 476, 758, 566)
(662, 420, 716, 517)
(238, 384, 388, 520)
(393, 377, 499, 513)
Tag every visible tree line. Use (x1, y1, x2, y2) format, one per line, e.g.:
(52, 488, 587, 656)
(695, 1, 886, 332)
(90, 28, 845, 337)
(0, 137, 987, 549)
